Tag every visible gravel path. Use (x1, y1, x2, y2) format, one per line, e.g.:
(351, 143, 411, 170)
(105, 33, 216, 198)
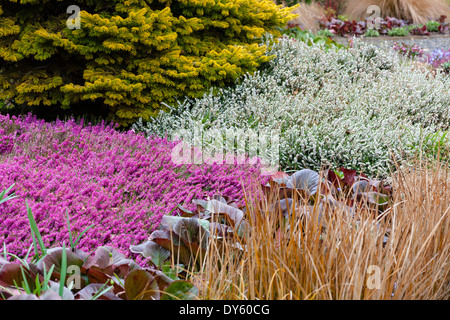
(334, 35, 450, 52)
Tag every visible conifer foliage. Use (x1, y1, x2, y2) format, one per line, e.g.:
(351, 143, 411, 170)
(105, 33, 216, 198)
(0, 0, 294, 124)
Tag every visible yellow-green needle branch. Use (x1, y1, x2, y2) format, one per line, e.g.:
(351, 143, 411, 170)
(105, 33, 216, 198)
(0, 0, 296, 125)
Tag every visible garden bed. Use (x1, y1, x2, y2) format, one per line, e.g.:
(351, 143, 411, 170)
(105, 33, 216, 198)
(1, 0, 449, 302)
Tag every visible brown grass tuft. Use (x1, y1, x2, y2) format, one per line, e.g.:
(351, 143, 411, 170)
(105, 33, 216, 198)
(191, 159, 450, 299)
(343, 0, 450, 24)
(277, 1, 327, 31)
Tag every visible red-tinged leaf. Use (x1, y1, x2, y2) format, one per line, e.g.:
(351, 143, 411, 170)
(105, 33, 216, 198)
(192, 199, 207, 212)
(0, 263, 39, 292)
(113, 259, 140, 278)
(129, 241, 170, 267)
(47, 281, 74, 300)
(150, 230, 175, 246)
(368, 179, 381, 190)
(82, 246, 136, 278)
(0, 263, 24, 287)
(438, 23, 449, 33)
(145, 268, 174, 291)
(226, 199, 240, 209)
(173, 218, 209, 261)
(261, 182, 271, 195)
(270, 177, 289, 187)
(327, 170, 342, 189)
(125, 270, 159, 300)
(85, 266, 110, 284)
(93, 246, 127, 269)
(75, 283, 121, 300)
(262, 181, 293, 201)
(411, 25, 430, 35)
(85, 267, 124, 293)
(340, 167, 358, 186)
(151, 230, 192, 266)
(205, 199, 245, 227)
(197, 211, 211, 220)
(319, 180, 331, 196)
(161, 280, 198, 300)
(176, 205, 195, 217)
(38, 290, 64, 300)
(36, 247, 84, 281)
(288, 169, 320, 196)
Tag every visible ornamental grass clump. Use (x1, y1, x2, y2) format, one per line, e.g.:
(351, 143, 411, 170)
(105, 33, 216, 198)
(0, 114, 267, 262)
(133, 36, 450, 178)
(342, 0, 450, 25)
(194, 158, 450, 299)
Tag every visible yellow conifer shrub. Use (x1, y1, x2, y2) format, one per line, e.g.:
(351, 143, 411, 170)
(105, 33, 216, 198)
(0, 0, 296, 125)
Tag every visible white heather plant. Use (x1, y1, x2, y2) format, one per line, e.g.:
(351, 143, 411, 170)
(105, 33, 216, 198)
(133, 36, 450, 178)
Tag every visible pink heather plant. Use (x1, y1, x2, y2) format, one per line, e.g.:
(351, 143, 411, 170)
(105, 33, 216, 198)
(0, 114, 268, 264)
(0, 128, 14, 155)
(392, 43, 450, 70)
(392, 42, 425, 59)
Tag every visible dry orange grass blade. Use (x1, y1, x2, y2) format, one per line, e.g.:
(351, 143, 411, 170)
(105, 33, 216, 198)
(193, 159, 450, 299)
(343, 0, 450, 24)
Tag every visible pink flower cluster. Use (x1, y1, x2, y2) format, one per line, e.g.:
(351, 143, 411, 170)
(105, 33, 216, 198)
(0, 128, 14, 155)
(393, 42, 425, 59)
(423, 49, 450, 69)
(392, 43, 450, 70)
(0, 114, 267, 262)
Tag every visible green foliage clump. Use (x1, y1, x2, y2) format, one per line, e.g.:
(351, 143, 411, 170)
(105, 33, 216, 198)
(0, 0, 295, 125)
(365, 28, 380, 37)
(425, 20, 440, 32)
(387, 26, 410, 36)
(315, 28, 335, 38)
(281, 27, 344, 50)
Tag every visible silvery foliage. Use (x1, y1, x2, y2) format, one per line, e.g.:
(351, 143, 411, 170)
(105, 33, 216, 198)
(133, 36, 450, 178)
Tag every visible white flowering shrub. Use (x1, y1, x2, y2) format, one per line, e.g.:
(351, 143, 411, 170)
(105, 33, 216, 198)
(133, 36, 450, 178)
